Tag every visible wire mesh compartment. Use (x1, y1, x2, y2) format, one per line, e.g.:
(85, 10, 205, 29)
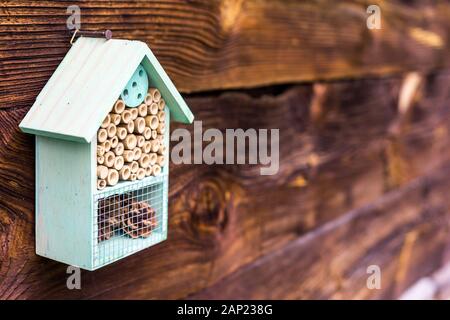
(93, 178, 167, 268)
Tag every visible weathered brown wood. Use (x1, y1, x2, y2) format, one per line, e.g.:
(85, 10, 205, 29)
(189, 164, 450, 299)
(1, 0, 450, 110)
(2, 69, 450, 299)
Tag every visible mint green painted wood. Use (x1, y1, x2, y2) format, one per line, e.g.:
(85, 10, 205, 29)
(94, 233, 166, 268)
(36, 136, 94, 269)
(92, 172, 164, 196)
(141, 51, 194, 124)
(19, 37, 194, 143)
(162, 106, 170, 237)
(121, 64, 149, 107)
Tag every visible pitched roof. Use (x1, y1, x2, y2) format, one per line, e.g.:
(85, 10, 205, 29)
(19, 37, 194, 143)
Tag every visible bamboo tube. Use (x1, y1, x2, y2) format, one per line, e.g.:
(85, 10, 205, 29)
(97, 165, 108, 179)
(97, 145, 105, 157)
(157, 110, 165, 122)
(101, 114, 111, 129)
(113, 156, 124, 171)
(145, 166, 153, 177)
(119, 165, 131, 180)
(130, 108, 138, 120)
(133, 147, 142, 161)
(97, 179, 106, 190)
(157, 122, 165, 134)
(110, 113, 121, 125)
(149, 153, 157, 165)
(127, 121, 134, 133)
(149, 88, 161, 102)
(123, 150, 134, 162)
(104, 151, 115, 168)
(158, 98, 165, 111)
(158, 144, 166, 155)
(138, 103, 147, 117)
(143, 127, 152, 140)
(107, 169, 119, 186)
(130, 173, 137, 181)
(145, 115, 159, 130)
(151, 130, 158, 139)
(157, 134, 164, 142)
(151, 140, 160, 153)
(113, 100, 126, 114)
(110, 136, 119, 149)
(97, 155, 105, 165)
(137, 168, 146, 180)
(124, 134, 137, 150)
(133, 117, 145, 134)
(116, 127, 128, 140)
(136, 135, 145, 148)
(153, 164, 161, 176)
(139, 153, 151, 168)
(148, 102, 158, 115)
(156, 155, 165, 167)
(143, 141, 152, 154)
(113, 142, 124, 156)
(128, 121, 135, 133)
(101, 140, 111, 152)
(107, 124, 117, 138)
(97, 128, 107, 143)
(130, 161, 139, 173)
(121, 110, 132, 124)
(144, 92, 153, 106)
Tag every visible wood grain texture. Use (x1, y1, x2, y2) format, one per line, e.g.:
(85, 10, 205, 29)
(2, 69, 450, 299)
(2, 0, 450, 110)
(190, 165, 450, 299)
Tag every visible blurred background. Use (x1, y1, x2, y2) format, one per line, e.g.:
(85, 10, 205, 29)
(1, 0, 450, 299)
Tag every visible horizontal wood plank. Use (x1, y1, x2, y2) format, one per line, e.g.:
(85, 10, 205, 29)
(1, 0, 450, 110)
(190, 164, 450, 299)
(2, 69, 450, 298)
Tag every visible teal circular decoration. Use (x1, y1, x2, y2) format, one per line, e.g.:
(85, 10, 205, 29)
(120, 64, 149, 107)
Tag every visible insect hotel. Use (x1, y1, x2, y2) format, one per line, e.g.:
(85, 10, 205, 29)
(19, 37, 194, 270)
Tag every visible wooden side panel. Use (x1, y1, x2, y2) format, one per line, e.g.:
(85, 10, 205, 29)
(35, 136, 93, 269)
(163, 106, 170, 236)
(142, 50, 194, 124)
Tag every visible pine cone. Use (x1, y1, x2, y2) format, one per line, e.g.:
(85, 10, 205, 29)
(121, 201, 157, 238)
(98, 193, 132, 241)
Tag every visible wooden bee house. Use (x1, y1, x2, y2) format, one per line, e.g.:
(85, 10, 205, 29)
(19, 37, 194, 270)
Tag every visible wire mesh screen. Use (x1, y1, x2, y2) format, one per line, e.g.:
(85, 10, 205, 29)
(93, 179, 166, 268)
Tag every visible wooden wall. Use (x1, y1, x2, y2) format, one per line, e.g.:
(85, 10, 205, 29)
(2, 0, 450, 299)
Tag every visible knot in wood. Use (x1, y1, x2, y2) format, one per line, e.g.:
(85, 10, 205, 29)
(188, 180, 228, 236)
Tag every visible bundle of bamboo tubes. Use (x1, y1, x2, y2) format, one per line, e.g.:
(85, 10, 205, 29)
(96, 88, 167, 190)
